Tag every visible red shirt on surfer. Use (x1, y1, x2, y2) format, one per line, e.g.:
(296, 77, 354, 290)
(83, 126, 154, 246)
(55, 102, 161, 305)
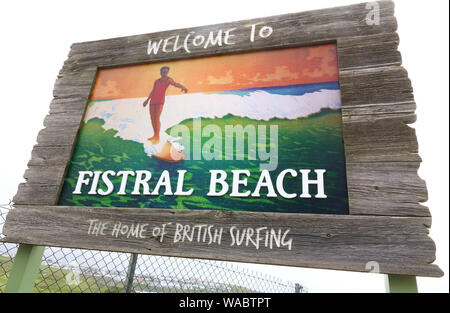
(143, 66, 188, 144)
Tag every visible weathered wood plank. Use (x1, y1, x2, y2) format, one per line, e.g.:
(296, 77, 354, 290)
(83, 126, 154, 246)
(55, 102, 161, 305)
(69, 1, 395, 54)
(36, 126, 79, 146)
(338, 63, 419, 163)
(338, 32, 399, 52)
(338, 32, 401, 70)
(52, 66, 97, 98)
(340, 66, 414, 106)
(43, 111, 84, 128)
(13, 184, 60, 205)
(342, 114, 420, 163)
(339, 49, 401, 71)
(49, 97, 90, 113)
(23, 166, 67, 186)
(15, 66, 95, 205)
(52, 84, 94, 99)
(341, 101, 416, 118)
(2, 205, 442, 277)
(63, 2, 397, 70)
(346, 162, 429, 217)
(27, 145, 73, 166)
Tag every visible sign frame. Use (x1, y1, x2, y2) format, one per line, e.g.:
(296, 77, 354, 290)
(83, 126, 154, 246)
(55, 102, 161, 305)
(3, 0, 443, 278)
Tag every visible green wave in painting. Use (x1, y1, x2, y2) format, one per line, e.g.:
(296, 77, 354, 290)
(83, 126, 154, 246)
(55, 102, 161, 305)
(58, 109, 349, 214)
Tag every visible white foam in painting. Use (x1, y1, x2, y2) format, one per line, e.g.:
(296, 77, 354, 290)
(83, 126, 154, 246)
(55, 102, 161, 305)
(84, 89, 341, 155)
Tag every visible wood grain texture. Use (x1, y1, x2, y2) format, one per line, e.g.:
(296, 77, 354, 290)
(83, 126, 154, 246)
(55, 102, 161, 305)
(5, 1, 441, 277)
(65, 1, 397, 69)
(347, 162, 428, 216)
(2, 205, 443, 277)
(13, 67, 97, 206)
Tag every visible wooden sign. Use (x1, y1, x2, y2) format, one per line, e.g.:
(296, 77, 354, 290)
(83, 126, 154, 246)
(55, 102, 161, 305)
(3, 1, 443, 278)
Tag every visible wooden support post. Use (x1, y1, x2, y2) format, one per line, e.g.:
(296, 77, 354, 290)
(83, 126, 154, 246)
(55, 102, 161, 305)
(5, 244, 45, 293)
(385, 274, 418, 293)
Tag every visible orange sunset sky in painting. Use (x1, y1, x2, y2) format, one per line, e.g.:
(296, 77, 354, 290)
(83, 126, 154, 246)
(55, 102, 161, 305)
(90, 43, 339, 100)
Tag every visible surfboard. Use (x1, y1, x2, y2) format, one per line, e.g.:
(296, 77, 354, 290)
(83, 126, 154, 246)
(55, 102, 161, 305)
(152, 141, 185, 162)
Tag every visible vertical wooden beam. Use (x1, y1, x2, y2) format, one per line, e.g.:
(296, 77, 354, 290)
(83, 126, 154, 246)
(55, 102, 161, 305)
(385, 274, 418, 293)
(5, 244, 45, 293)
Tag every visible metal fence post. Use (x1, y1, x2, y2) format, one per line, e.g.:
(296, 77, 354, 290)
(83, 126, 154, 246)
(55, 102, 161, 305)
(125, 253, 138, 293)
(4, 244, 45, 293)
(385, 275, 418, 293)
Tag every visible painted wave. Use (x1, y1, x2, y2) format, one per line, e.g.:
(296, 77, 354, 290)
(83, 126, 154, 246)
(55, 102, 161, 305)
(84, 84, 341, 155)
(213, 81, 340, 97)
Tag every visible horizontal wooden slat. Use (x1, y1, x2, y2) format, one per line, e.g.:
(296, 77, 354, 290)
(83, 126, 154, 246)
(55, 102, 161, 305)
(338, 62, 421, 163)
(43, 112, 84, 128)
(28, 145, 73, 166)
(341, 101, 416, 118)
(64, 2, 396, 69)
(13, 184, 60, 205)
(2, 205, 442, 277)
(49, 96, 90, 113)
(342, 114, 420, 163)
(23, 166, 67, 186)
(346, 162, 429, 217)
(340, 66, 414, 106)
(70, 1, 394, 54)
(36, 126, 79, 146)
(338, 32, 400, 68)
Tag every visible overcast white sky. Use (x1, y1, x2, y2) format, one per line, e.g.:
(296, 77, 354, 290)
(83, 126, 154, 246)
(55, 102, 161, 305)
(0, 0, 448, 292)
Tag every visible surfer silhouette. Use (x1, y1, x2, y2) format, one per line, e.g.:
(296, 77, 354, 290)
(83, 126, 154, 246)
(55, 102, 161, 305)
(143, 66, 188, 145)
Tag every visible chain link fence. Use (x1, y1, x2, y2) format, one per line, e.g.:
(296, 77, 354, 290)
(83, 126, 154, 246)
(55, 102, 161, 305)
(0, 203, 306, 293)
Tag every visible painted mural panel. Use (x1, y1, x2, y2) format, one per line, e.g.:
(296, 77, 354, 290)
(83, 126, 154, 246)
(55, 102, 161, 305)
(59, 44, 349, 214)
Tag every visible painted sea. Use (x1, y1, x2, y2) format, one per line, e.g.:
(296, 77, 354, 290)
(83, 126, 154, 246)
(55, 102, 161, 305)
(58, 82, 349, 214)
